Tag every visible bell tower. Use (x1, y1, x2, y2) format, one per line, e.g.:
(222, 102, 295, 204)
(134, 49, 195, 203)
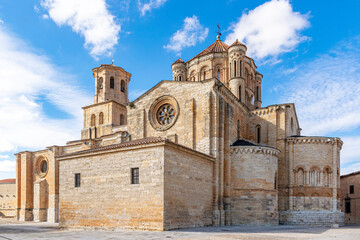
(93, 64, 131, 105)
(81, 64, 131, 140)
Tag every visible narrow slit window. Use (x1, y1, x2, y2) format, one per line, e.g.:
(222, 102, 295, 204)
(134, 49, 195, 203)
(256, 125, 261, 144)
(131, 168, 139, 184)
(121, 80, 125, 92)
(350, 185, 354, 194)
(239, 86, 242, 101)
(234, 61, 237, 77)
(75, 173, 81, 188)
(110, 76, 115, 89)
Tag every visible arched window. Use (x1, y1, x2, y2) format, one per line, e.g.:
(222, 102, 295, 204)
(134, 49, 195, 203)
(98, 77, 103, 90)
(121, 80, 125, 93)
(203, 71, 206, 80)
(240, 61, 242, 77)
(237, 119, 241, 139)
(190, 71, 196, 81)
(324, 167, 331, 187)
(217, 69, 221, 80)
(234, 60, 237, 77)
(297, 168, 304, 186)
(91, 114, 96, 127)
(120, 114, 125, 125)
(110, 76, 115, 89)
(99, 112, 104, 125)
(256, 125, 261, 143)
(178, 75, 182, 81)
(256, 86, 259, 101)
(291, 117, 294, 134)
(311, 169, 319, 186)
(239, 86, 242, 101)
(229, 63, 232, 78)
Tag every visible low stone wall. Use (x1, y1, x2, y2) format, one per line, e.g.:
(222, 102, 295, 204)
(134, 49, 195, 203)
(0, 209, 16, 217)
(279, 211, 344, 227)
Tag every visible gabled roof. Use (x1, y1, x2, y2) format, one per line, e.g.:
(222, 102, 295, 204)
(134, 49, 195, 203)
(189, 39, 229, 62)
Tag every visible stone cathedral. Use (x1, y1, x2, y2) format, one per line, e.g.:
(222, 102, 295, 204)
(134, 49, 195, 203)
(15, 35, 344, 230)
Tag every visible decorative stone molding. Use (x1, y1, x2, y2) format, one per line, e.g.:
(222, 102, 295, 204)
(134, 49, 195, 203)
(35, 156, 49, 178)
(148, 95, 179, 131)
(286, 137, 343, 148)
(231, 146, 280, 157)
(251, 105, 278, 116)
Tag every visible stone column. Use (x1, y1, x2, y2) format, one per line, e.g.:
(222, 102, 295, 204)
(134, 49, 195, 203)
(288, 140, 294, 210)
(15, 154, 21, 220)
(19, 152, 34, 221)
(212, 95, 220, 226)
(332, 141, 338, 211)
(218, 98, 225, 226)
(224, 103, 232, 225)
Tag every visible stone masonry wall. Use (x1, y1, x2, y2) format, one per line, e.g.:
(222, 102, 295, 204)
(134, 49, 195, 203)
(0, 181, 16, 217)
(340, 172, 360, 224)
(163, 144, 214, 230)
(230, 146, 279, 225)
(58, 144, 165, 230)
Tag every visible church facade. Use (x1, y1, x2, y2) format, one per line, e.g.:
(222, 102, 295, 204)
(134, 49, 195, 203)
(15, 35, 344, 230)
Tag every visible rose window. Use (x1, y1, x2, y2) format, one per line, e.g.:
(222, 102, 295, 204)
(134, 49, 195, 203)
(149, 96, 179, 131)
(157, 104, 175, 125)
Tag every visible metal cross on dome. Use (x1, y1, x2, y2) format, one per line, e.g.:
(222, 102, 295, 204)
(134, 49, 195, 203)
(216, 24, 222, 38)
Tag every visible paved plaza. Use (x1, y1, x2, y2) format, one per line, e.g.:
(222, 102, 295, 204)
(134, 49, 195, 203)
(0, 218, 359, 240)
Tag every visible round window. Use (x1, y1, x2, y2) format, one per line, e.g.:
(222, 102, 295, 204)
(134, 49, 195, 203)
(149, 96, 179, 131)
(35, 157, 48, 178)
(157, 104, 176, 125)
(40, 160, 47, 173)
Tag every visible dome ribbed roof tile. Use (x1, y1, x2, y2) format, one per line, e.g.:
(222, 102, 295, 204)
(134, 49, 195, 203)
(230, 39, 246, 48)
(172, 57, 185, 65)
(189, 39, 229, 62)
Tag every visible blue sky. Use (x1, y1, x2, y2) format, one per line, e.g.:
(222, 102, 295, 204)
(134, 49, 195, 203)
(1, 0, 360, 178)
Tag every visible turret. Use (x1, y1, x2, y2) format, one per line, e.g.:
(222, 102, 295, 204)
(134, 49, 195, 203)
(228, 39, 247, 103)
(171, 58, 186, 81)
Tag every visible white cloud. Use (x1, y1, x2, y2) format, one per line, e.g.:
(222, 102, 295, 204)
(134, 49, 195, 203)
(40, 0, 120, 59)
(42, 14, 49, 20)
(280, 37, 360, 173)
(0, 160, 15, 173)
(164, 15, 209, 53)
(225, 0, 309, 60)
(0, 24, 91, 164)
(138, 0, 167, 16)
(0, 18, 3, 24)
(282, 37, 360, 136)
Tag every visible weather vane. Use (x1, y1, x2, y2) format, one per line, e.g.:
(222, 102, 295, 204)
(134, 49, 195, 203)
(216, 24, 221, 39)
(111, 56, 114, 65)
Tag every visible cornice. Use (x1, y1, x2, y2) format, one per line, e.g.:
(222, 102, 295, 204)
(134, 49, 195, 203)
(231, 145, 280, 157)
(286, 137, 343, 148)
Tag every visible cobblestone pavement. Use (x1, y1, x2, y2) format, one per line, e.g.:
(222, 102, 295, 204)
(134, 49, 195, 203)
(0, 218, 360, 240)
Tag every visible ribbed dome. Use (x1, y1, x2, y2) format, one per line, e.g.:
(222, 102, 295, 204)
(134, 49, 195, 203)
(230, 39, 247, 48)
(172, 57, 185, 65)
(189, 39, 229, 61)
